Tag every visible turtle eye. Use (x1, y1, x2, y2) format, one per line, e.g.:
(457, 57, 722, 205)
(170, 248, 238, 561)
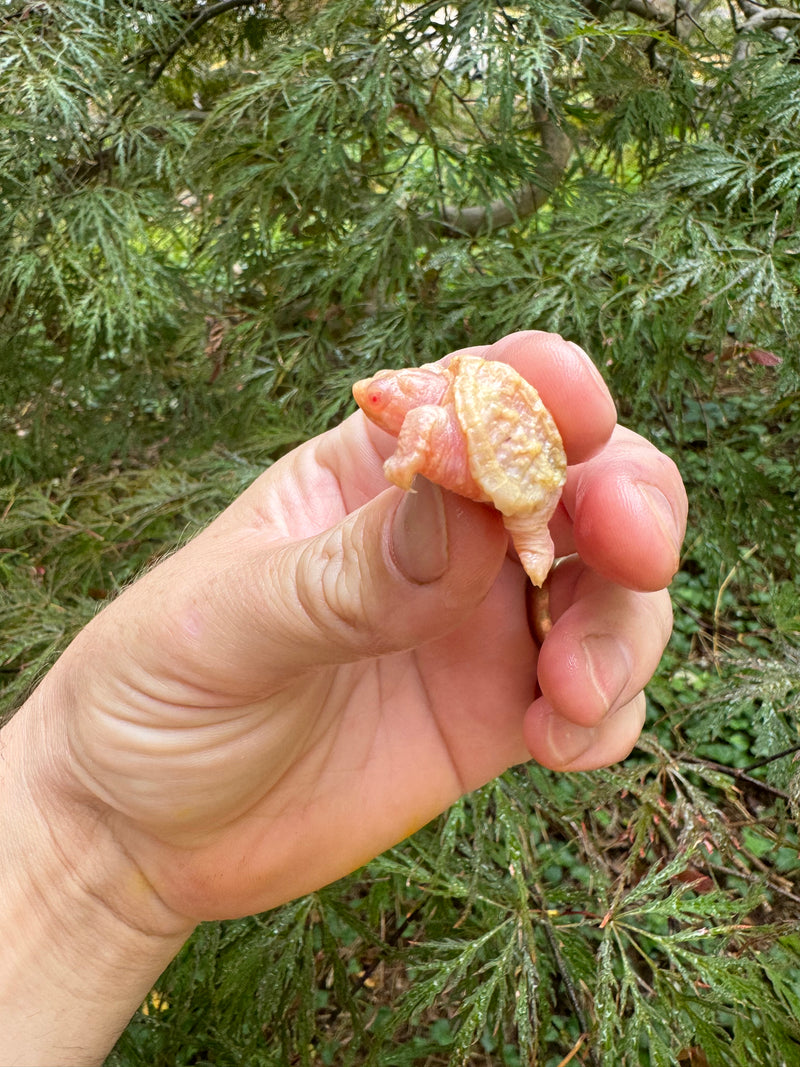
(353, 376, 391, 416)
(363, 381, 390, 412)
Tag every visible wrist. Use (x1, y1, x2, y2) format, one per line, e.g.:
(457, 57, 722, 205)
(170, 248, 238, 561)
(0, 689, 192, 1067)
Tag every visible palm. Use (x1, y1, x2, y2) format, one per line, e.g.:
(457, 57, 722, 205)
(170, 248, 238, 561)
(71, 413, 536, 919)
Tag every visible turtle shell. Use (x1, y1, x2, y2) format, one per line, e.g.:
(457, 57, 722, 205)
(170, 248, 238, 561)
(450, 354, 567, 517)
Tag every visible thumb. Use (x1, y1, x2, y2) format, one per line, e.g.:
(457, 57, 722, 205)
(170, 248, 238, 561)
(250, 478, 507, 678)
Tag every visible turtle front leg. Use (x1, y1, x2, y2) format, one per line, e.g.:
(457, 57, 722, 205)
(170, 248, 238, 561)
(383, 405, 450, 490)
(383, 404, 482, 499)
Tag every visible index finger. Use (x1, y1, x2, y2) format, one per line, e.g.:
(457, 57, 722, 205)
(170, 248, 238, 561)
(448, 331, 617, 465)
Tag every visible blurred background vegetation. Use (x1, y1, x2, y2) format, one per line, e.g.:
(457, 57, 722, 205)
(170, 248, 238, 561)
(2, 0, 800, 1063)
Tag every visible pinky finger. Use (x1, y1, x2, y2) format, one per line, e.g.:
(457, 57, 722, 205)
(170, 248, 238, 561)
(523, 692, 647, 772)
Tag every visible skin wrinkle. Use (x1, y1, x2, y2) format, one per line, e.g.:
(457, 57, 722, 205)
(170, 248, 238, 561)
(292, 454, 351, 533)
(641, 586, 674, 651)
(87, 679, 249, 728)
(314, 417, 397, 513)
(82, 709, 257, 767)
(580, 633, 634, 714)
(77, 831, 178, 941)
(240, 447, 344, 543)
(69, 660, 347, 840)
(258, 677, 343, 794)
(287, 666, 385, 811)
(314, 426, 385, 513)
(252, 538, 361, 672)
(638, 482, 682, 568)
(102, 568, 259, 704)
(345, 662, 403, 792)
(26, 771, 182, 942)
(74, 639, 264, 732)
(412, 647, 470, 798)
(243, 663, 403, 842)
(181, 686, 339, 846)
(309, 528, 363, 645)
(316, 520, 388, 656)
(293, 652, 449, 822)
(204, 681, 343, 833)
(256, 548, 324, 669)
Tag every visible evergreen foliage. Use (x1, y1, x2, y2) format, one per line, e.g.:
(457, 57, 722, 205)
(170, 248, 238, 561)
(2, 0, 800, 1062)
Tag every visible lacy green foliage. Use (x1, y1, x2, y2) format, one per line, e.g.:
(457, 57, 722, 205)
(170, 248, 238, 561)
(3, 0, 798, 480)
(683, 641, 800, 793)
(2, 0, 800, 1063)
(0, 450, 264, 713)
(106, 760, 800, 1065)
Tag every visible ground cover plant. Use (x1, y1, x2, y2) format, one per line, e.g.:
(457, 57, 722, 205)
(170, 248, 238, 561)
(2, 0, 800, 1063)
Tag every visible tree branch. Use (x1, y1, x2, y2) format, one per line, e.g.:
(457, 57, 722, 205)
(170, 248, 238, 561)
(609, 0, 701, 46)
(124, 1, 260, 114)
(429, 108, 573, 239)
(187, 0, 261, 21)
(610, 0, 676, 23)
(732, 0, 800, 61)
(737, 2, 800, 31)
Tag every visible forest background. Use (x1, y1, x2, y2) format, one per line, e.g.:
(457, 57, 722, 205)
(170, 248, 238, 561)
(2, 0, 800, 1063)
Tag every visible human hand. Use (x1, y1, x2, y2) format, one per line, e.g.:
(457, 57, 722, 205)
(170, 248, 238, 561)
(10, 331, 686, 930)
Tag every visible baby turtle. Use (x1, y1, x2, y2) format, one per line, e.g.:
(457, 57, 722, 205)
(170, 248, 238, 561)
(353, 353, 567, 586)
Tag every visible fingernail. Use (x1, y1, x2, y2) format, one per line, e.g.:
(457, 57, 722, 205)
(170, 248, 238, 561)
(566, 340, 613, 392)
(546, 714, 598, 768)
(580, 633, 633, 711)
(566, 339, 597, 368)
(639, 484, 682, 571)
(391, 477, 449, 584)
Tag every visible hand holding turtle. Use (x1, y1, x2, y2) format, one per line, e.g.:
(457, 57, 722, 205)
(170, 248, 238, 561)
(0, 331, 686, 1066)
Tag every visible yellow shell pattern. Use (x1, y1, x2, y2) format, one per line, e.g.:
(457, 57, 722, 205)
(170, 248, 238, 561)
(451, 354, 567, 517)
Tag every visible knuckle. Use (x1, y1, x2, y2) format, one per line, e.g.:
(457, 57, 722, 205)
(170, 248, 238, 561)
(293, 521, 398, 661)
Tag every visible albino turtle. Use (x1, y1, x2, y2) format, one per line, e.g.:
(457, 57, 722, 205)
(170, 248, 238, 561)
(353, 353, 567, 586)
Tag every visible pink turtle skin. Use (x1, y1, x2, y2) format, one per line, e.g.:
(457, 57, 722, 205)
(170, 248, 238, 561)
(353, 354, 567, 586)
